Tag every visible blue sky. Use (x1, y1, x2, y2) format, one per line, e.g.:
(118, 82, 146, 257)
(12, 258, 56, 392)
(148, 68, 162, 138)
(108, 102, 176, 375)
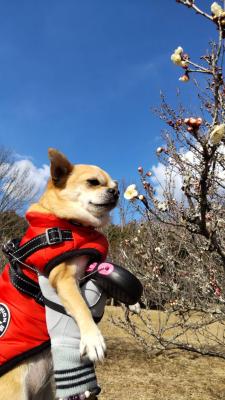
(0, 1, 216, 197)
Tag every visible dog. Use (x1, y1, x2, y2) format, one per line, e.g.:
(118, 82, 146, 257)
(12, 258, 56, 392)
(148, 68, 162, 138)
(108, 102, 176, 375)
(0, 148, 119, 399)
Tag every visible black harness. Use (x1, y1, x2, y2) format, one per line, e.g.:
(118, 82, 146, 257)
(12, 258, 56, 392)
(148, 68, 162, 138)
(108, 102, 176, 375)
(2, 226, 104, 318)
(3, 230, 144, 316)
(2, 228, 76, 312)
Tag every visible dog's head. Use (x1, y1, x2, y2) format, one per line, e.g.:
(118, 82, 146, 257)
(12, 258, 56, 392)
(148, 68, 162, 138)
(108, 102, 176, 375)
(40, 148, 119, 227)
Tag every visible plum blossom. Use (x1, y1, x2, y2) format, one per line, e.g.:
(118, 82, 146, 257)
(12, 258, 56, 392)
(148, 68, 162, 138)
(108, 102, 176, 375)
(124, 184, 138, 200)
(171, 46, 188, 67)
(172, 283, 179, 293)
(210, 124, 225, 145)
(211, 2, 225, 17)
(157, 202, 168, 212)
(171, 46, 183, 63)
(155, 247, 161, 253)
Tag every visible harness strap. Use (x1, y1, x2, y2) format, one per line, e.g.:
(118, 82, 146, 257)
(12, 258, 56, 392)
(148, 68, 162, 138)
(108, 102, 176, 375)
(41, 277, 88, 316)
(12, 227, 73, 261)
(9, 262, 45, 306)
(3, 227, 73, 307)
(2, 228, 103, 310)
(42, 294, 102, 323)
(42, 296, 68, 315)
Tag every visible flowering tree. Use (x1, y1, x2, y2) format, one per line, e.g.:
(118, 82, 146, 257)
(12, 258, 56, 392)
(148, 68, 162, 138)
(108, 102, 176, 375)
(0, 148, 35, 269)
(110, 1, 225, 358)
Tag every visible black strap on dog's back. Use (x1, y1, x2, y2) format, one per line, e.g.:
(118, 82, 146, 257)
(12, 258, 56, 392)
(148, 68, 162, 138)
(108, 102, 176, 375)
(12, 227, 73, 261)
(9, 262, 45, 306)
(2, 227, 73, 307)
(2, 227, 102, 310)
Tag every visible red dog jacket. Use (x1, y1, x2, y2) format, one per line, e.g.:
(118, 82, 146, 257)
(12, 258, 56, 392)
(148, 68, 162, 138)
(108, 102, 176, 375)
(0, 211, 108, 376)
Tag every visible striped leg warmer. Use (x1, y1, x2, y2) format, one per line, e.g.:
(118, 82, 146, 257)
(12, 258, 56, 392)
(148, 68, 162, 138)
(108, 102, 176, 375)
(52, 338, 98, 399)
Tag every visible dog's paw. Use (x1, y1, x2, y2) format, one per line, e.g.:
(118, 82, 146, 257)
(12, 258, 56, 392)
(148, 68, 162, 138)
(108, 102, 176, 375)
(80, 326, 106, 362)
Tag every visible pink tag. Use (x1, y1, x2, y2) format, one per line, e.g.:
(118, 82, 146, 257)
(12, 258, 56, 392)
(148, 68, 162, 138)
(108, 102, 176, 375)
(86, 262, 98, 272)
(98, 263, 114, 276)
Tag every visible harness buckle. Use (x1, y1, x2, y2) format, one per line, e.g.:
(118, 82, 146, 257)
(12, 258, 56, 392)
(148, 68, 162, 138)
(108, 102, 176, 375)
(46, 228, 63, 245)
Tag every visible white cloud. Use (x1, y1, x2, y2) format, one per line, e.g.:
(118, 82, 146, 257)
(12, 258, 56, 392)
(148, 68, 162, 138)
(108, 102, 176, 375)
(1, 159, 50, 203)
(12, 159, 50, 196)
(151, 162, 184, 202)
(151, 149, 200, 202)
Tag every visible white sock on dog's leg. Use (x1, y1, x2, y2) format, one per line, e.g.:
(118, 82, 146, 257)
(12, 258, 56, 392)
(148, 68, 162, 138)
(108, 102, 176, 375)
(51, 338, 98, 399)
(38, 275, 106, 399)
(58, 389, 98, 399)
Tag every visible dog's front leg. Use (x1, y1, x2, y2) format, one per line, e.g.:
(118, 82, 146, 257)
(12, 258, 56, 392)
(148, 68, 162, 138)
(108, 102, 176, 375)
(49, 256, 106, 362)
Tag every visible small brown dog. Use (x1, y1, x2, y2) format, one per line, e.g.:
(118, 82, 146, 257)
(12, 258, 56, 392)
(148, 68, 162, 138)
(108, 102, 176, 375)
(0, 149, 119, 399)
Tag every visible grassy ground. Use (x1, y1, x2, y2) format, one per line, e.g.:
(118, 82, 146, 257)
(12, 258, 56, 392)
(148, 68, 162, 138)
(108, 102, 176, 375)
(96, 307, 225, 400)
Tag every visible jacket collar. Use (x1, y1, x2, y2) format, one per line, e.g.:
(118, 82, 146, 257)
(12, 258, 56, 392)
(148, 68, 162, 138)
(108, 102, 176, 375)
(25, 211, 94, 231)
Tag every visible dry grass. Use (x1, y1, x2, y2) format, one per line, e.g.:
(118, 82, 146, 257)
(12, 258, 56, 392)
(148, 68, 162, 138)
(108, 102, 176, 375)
(96, 306, 225, 400)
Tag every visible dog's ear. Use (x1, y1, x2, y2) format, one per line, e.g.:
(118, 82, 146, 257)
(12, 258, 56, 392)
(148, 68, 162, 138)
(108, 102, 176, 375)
(48, 148, 73, 187)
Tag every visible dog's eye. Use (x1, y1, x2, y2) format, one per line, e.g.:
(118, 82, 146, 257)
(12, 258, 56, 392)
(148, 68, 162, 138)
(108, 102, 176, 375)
(87, 179, 100, 186)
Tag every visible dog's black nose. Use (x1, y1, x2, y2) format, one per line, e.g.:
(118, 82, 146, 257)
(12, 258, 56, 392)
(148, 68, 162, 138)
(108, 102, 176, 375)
(108, 188, 120, 197)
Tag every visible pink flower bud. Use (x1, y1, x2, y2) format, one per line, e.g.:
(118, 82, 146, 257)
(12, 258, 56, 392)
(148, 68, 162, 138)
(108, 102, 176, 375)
(146, 171, 152, 177)
(189, 117, 197, 125)
(138, 194, 144, 201)
(138, 166, 143, 173)
(182, 53, 189, 60)
(215, 287, 222, 297)
(179, 74, 189, 82)
(187, 126, 193, 132)
(196, 117, 203, 126)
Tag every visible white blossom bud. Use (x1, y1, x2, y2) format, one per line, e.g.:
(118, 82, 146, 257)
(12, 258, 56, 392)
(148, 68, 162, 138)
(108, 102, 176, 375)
(174, 46, 183, 55)
(156, 147, 164, 154)
(210, 124, 225, 145)
(179, 74, 189, 82)
(211, 2, 224, 17)
(218, 218, 225, 227)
